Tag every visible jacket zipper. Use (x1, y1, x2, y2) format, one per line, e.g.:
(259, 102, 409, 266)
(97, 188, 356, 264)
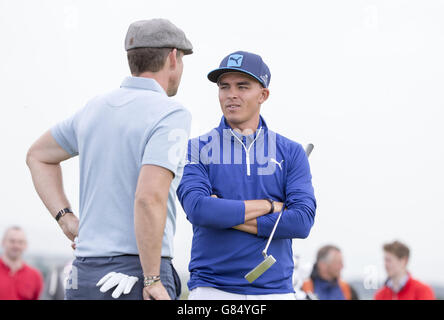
(230, 127, 263, 176)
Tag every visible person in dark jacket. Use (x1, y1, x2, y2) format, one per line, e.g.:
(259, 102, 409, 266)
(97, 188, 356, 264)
(176, 51, 317, 299)
(302, 245, 358, 300)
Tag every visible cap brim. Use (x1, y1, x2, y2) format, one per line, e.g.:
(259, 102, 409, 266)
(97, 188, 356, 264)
(207, 68, 266, 87)
(181, 48, 193, 55)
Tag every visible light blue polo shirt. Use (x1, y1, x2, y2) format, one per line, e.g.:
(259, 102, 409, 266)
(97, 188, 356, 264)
(51, 77, 192, 258)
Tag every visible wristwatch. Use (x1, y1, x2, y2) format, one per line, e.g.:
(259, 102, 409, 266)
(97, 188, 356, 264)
(55, 208, 73, 222)
(265, 199, 275, 214)
(144, 275, 161, 287)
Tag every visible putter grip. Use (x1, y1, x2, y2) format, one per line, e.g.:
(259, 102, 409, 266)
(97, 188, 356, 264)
(262, 144, 314, 257)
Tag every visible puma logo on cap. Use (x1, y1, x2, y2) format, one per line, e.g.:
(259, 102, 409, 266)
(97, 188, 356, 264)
(227, 54, 244, 67)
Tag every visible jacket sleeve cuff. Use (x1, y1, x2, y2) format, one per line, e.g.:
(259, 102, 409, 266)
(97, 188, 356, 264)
(197, 197, 246, 229)
(256, 213, 278, 238)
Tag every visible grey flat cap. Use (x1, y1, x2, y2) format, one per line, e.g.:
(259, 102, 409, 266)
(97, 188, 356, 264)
(125, 19, 193, 55)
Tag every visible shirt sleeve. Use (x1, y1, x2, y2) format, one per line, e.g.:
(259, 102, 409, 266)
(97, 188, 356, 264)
(176, 139, 245, 229)
(257, 142, 317, 239)
(141, 107, 192, 177)
(50, 111, 81, 156)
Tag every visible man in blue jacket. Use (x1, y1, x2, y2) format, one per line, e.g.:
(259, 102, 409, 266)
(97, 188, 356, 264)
(177, 51, 317, 299)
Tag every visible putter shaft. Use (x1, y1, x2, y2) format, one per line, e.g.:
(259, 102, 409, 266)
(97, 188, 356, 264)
(244, 143, 314, 283)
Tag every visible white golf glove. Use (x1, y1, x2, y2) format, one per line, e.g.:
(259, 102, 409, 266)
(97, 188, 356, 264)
(96, 272, 139, 299)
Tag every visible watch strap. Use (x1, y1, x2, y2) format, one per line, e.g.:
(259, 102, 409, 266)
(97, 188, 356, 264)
(55, 208, 73, 222)
(144, 275, 161, 287)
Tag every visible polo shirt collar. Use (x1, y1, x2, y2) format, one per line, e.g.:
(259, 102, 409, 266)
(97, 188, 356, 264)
(0, 258, 6, 270)
(386, 273, 410, 293)
(121, 77, 167, 96)
(0, 257, 24, 274)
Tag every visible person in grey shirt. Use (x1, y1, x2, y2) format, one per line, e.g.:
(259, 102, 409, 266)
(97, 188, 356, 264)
(26, 19, 193, 300)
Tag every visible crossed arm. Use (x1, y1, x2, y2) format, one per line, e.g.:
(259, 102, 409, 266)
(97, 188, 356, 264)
(176, 162, 284, 236)
(210, 195, 283, 234)
(176, 144, 316, 239)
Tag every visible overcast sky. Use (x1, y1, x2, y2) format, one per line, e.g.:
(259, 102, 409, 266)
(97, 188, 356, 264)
(1, 0, 443, 288)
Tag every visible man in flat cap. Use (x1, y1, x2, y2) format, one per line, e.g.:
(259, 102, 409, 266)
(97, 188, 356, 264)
(26, 19, 193, 300)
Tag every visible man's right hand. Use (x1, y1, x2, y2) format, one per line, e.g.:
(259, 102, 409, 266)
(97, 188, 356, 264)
(58, 212, 79, 242)
(143, 281, 171, 300)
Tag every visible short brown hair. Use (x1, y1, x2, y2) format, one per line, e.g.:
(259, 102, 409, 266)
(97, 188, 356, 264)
(127, 47, 180, 76)
(316, 244, 341, 263)
(383, 240, 410, 260)
(2, 225, 24, 241)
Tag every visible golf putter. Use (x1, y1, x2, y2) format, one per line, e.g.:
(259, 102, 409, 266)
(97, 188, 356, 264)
(244, 143, 314, 283)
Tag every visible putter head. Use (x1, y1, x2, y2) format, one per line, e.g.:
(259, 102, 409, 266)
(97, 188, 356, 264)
(244, 255, 276, 283)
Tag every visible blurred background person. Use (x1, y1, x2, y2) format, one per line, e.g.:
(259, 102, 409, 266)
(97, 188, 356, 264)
(374, 240, 435, 300)
(302, 244, 358, 300)
(0, 226, 43, 300)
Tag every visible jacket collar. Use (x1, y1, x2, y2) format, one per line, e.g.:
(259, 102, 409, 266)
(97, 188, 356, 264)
(217, 115, 268, 136)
